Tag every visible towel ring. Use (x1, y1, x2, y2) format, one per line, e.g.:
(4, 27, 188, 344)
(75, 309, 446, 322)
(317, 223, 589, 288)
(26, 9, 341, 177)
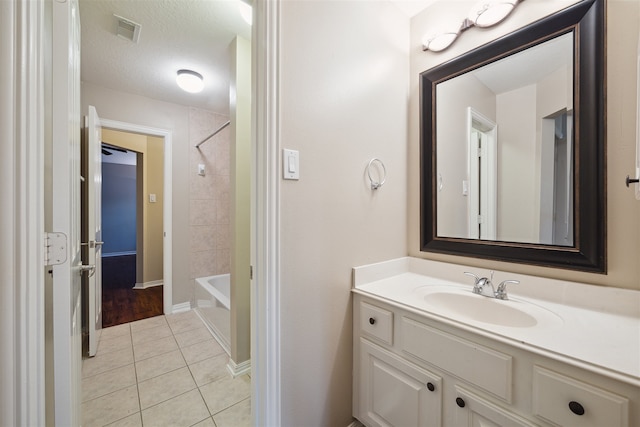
(367, 158, 386, 190)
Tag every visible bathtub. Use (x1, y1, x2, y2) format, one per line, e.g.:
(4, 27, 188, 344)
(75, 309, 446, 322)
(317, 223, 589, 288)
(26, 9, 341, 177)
(194, 273, 231, 355)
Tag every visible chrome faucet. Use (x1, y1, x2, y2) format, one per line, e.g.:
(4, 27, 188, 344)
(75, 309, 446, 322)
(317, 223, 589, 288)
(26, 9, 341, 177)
(464, 271, 519, 300)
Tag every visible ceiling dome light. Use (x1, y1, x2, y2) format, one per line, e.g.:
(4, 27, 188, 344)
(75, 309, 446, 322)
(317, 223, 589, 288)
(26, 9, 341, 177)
(469, 1, 518, 28)
(176, 69, 204, 93)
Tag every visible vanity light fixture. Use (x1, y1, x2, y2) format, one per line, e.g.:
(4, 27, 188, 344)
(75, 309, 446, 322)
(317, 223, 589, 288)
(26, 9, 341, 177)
(423, 0, 520, 52)
(469, 0, 518, 27)
(176, 69, 204, 93)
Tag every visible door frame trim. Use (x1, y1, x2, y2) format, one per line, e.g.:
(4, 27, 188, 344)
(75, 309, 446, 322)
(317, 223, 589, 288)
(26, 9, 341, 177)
(100, 118, 173, 314)
(1, 0, 46, 424)
(252, 0, 282, 423)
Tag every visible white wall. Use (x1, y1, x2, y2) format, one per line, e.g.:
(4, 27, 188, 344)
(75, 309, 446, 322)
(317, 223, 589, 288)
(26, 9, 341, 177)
(436, 73, 495, 238)
(278, 1, 409, 424)
(409, 0, 640, 290)
(496, 84, 537, 242)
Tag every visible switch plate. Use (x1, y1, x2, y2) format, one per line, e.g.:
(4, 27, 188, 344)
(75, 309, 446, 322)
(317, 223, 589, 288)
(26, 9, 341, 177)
(198, 163, 205, 176)
(283, 149, 299, 180)
(149, 194, 156, 203)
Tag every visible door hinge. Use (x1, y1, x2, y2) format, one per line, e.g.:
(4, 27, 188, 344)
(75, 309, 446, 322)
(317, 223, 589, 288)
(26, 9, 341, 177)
(44, 232, 68, 266)
(477, 215, 484, 224)
(250, 265, 254, 280)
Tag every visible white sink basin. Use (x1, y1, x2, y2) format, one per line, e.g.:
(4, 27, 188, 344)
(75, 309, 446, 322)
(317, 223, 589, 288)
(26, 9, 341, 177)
(416, 286, 562, 328)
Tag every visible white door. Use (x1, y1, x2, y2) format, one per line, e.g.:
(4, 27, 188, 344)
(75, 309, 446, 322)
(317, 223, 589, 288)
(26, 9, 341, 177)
(85, 106, 103, 356)
(52, 0, 83, 424)
(467, 108, 497, 240)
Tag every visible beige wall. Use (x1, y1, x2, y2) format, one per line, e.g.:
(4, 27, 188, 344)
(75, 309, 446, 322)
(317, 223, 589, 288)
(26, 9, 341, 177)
(146, 136, 164, 282)
(229, 36, 251, 365)
(409, 0, 640, 290)
(279, 1, 409, 425)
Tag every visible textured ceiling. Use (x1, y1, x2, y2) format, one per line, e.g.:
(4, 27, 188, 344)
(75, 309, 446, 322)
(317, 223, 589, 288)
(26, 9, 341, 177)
(79, 0, 436, 115)
(79, 0, 252, 115)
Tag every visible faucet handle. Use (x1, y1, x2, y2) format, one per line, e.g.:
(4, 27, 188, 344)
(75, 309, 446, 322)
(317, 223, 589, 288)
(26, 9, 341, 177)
(495, 280, 520, 299)
(463, 271, 480, 282)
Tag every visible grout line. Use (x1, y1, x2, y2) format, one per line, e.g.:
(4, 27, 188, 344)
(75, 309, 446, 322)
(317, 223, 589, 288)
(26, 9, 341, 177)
(87, 312, 250, 427)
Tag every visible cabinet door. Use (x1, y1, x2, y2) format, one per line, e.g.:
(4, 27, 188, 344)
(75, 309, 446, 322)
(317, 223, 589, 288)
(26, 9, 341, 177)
(452, 387, 538, 427)
(358, 338, 442, 427)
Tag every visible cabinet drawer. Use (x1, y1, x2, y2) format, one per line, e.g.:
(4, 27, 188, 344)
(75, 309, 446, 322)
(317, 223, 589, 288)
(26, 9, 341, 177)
(532, 366, 629, 427)
(360, 301, 393, 345)
(401, 317, 512, 401)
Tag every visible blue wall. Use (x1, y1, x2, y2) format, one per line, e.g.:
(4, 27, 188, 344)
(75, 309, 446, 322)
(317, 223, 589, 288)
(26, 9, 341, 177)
(102, 163, 136, 255)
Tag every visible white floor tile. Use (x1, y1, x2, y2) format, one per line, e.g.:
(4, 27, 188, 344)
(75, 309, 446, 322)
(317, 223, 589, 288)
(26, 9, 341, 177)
(138, 366, 197, 409)
(81, 384, 139, 427)
(174, 326, 213, 348)
(141, 389, 210, 427)
(135, 349, 186, 382)
(133, 335, 178, 361)
(199, 375, 251, 415)
(188, 353, 229, 387)
(82, 364, 137, 402)
(82, 346, 134, 378)
(180, 339, 226, 366)
(212, 398, 251, 427)
(84, 312, 251, 427)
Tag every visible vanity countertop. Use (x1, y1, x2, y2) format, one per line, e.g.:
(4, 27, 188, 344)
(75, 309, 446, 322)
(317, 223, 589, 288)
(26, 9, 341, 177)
(352, 257, 640, 387)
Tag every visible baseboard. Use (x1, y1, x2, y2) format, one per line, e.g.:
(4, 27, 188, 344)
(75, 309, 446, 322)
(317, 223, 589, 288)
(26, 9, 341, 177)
(171, 301, 192, 314)
(347, 420, 365, 427)
(133, 280, 163, 290)
(102, 251, 136, 258)
(227, 358, 251, 378)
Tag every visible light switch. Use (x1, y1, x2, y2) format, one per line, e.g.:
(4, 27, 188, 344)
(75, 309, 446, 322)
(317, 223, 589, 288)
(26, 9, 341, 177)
(149, 194, 156, 203)
(283, 149, 299, 180)
(462, 180, 469, 196)
(198, 164, 205, 176)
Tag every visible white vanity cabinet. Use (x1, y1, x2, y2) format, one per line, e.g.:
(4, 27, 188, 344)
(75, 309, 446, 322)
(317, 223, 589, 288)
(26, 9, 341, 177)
(353, 293, 637, 427)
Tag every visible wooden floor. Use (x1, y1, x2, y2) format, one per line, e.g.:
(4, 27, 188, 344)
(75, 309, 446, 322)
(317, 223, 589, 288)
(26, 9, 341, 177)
(101, 254, 163, 328)
(102, 286, 163, 327)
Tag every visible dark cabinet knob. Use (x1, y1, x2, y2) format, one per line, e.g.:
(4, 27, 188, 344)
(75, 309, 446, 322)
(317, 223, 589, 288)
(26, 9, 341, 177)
(369, 317, 376, 325)
(426, 382, 435, 392)
(455, 397, 465, 408)
(568, 401, 585, 416)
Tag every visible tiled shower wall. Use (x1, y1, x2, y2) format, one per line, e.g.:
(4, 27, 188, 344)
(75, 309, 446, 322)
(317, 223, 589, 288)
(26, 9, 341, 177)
(189, 108, 231, 288)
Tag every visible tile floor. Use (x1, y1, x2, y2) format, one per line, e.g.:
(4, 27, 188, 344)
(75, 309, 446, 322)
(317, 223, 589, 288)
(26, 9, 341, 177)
(81, 310, 251, 427)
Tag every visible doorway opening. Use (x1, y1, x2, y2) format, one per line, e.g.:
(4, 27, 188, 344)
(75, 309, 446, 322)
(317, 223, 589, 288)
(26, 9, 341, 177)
(467, 107, 498, 240)
(100, 119, 174, 315)
(100, 135, 165, 327)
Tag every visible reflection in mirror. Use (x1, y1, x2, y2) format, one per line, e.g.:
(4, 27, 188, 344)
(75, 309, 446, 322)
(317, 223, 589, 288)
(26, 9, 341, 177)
(420, 0, 606, 272)
(436, 33, 574, 246)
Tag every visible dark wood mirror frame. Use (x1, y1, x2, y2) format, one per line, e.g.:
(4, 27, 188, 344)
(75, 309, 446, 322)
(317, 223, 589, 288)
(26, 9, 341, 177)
(420, 0, 605, 272)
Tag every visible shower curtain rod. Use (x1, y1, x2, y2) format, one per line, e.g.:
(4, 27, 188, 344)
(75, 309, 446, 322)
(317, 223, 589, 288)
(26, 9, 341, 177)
(195, 120, 231, 148)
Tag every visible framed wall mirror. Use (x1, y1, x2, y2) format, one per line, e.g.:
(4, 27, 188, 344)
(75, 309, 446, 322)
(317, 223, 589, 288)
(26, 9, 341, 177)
(420, 0, 605, 272)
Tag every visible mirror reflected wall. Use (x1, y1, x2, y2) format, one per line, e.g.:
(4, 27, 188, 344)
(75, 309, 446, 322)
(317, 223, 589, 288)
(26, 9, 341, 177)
(436, 32, 574, 246)
(418, 0, 605, 272)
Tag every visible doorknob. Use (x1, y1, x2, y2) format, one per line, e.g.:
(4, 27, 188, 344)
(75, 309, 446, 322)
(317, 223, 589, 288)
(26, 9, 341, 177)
(79, 264, 96, 277)
(89, 240, 104, 248)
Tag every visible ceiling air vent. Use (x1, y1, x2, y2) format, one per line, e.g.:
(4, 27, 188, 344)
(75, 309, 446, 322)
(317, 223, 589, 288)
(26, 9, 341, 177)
(114, 14, 141, 43)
